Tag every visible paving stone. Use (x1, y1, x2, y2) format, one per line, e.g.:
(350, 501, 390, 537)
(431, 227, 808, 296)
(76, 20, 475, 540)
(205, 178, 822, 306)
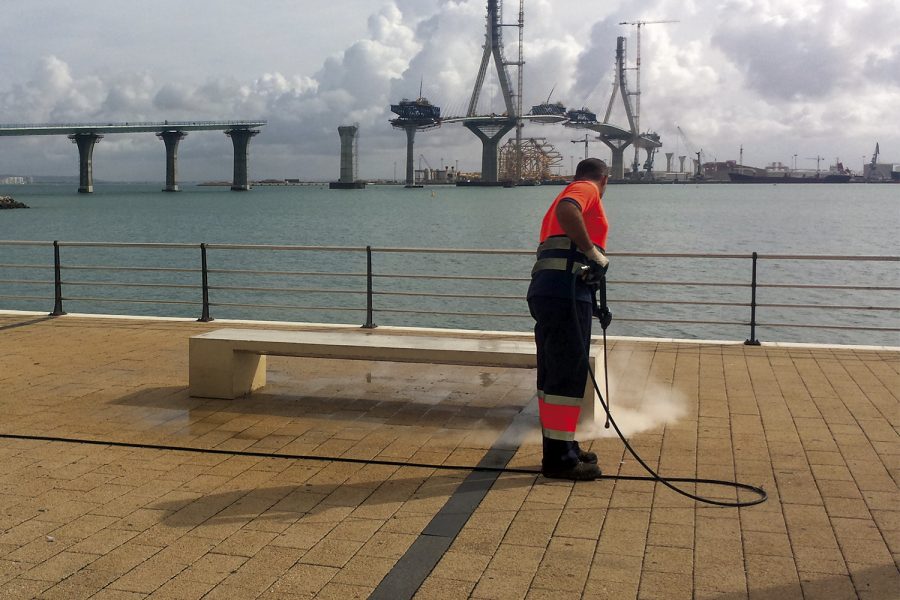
(412, 575, 475, 599)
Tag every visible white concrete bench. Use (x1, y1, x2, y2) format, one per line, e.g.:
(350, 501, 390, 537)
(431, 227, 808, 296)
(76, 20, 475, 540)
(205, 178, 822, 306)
(189, 329, 603, 426)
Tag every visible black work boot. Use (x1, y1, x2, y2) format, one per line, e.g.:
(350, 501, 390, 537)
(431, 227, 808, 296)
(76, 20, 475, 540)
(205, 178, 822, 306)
(574, 441, 598, 464)
(541, 460, 602, 481)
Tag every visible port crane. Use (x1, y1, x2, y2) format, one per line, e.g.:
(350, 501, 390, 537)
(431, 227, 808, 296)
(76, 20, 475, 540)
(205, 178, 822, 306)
(418, 154, 435, 171)
(676, 125, 706, 176)
(619, 19, 679, 174)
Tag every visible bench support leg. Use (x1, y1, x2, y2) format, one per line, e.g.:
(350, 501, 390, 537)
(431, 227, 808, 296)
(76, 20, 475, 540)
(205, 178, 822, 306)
(233, 352, 267, 398)
(578, 354, 604, 429)
(189, 340, 267, 399)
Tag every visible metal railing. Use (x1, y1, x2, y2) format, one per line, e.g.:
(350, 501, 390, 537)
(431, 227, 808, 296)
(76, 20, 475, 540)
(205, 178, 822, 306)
(1, 240, 898, 345)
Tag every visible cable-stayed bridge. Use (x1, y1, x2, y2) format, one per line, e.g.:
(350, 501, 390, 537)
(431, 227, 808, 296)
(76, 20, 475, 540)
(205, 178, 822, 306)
(389, 0, 662, 185)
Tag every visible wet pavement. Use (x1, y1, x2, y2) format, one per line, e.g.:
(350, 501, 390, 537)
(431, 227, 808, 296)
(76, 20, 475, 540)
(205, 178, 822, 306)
(0, 313, 897, 599)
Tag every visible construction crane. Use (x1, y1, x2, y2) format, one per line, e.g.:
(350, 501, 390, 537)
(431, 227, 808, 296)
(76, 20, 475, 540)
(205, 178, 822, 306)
(571, 134, 598, 160)
(619, 19, 679, 173)
(806, 155, 825, 174)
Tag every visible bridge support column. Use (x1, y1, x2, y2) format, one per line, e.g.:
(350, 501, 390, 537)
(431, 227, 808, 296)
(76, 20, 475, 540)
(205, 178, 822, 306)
(404, 127, 416, 186)
(601, 139, 632, 180)
(464, 120, 516, 183)
(225, 128, 259, 191)
(157, 130, 187, 192)
(69, 133, 103, 193)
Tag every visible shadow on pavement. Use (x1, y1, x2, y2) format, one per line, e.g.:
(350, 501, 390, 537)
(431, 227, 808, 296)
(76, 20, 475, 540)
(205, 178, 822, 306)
(149, 471, 536, 527)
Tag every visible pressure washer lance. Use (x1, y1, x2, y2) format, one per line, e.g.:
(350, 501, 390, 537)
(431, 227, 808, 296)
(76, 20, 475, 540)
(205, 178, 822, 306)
(575, 266, 767, 507)
(591, 274, 612, 429)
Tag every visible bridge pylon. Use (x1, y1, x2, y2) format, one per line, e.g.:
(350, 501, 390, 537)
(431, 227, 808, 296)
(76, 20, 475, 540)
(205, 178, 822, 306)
(463, 0, 519, 184)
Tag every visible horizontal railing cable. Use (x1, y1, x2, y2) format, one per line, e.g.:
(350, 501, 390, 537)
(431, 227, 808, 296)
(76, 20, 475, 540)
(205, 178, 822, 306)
(209, 268, 365, 278)
(209, 302, 365, 312)
(374, 273, 531, 282)
(374, 291, 524, 300)
(758, 283, 900, 291)
(61, 265, 200, 273)
(207, 243, 367, 252)
(0, 279, 54, 285)
(58, 241, 197, 249)
(606, 299, 749, 307)
(378, 308, 527, 318)
(610, 280, 749, 287)
(61, 281, 198, 290)
(0, 294, 52, 301)
(373, 247, 533, 256)
(208, 285, 361, 295)
(0, 240, 54, 246)
(757, 254, 900, 262)
(759, 323, 900, 332)
(757, 303, 900, 311)
(617, 317, 749, 326)
(0, 264, 54, 270)
(62, 297, 200, 306)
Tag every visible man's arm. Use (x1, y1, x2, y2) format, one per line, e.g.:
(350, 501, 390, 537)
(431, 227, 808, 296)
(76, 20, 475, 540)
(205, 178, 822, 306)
(555, 200, 594, 254)
(556, 200, 608, 267)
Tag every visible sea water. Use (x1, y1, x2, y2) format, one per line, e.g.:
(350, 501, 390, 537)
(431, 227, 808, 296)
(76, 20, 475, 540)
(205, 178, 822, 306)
(1, 182, 897, 346)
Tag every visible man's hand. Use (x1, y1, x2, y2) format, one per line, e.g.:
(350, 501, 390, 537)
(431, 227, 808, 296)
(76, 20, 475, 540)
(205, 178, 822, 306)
(593, 304, 613, 330)
(580, 247, 609, 288)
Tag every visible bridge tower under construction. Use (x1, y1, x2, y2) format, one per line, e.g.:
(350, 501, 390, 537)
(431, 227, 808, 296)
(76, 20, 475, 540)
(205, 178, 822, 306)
(462, 0, 522, 184)
(330, 125, 366, 189)
(390, 94, 441, 188)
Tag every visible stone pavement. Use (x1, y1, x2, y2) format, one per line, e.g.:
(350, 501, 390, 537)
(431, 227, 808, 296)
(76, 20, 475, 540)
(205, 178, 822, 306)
(0, 313, 897, 599)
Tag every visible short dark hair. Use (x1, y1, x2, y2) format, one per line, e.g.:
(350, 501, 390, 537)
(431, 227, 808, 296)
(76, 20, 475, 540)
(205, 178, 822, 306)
(575, 158, 609, 181)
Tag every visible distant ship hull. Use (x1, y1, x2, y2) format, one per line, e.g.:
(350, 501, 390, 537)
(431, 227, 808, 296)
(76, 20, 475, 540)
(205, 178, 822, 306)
(728, 172, 851, 184)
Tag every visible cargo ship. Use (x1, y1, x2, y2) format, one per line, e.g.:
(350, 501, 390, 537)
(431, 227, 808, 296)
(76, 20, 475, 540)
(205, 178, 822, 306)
(728, 160, 852, 183)
(729, 172, 852, 183)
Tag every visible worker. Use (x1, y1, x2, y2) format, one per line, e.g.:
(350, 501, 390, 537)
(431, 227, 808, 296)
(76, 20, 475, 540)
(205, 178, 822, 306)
(527, 158, 612, 480)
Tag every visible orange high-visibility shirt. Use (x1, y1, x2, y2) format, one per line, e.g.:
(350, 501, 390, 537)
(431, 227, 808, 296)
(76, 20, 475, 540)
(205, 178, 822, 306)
(539, 180, 608, 250)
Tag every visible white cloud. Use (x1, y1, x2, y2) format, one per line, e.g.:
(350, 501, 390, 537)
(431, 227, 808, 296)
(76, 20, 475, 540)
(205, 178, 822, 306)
(0, 0, 897, 181)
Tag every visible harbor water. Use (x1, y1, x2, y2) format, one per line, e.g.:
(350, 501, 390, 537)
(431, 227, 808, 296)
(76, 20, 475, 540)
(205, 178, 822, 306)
(1, 182, 898, 346)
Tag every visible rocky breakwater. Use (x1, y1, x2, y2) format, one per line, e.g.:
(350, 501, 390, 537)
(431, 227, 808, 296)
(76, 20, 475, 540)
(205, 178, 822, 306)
(0, 196, 28, 209)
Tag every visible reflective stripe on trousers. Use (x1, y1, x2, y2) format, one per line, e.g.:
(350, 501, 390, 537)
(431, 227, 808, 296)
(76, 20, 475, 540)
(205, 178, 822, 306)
(538, 392, 581, 441)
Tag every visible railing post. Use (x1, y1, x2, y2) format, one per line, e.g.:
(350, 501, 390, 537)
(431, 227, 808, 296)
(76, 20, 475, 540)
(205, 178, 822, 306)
(745, 251, 760, 345)
(49, 240, 66, 316)
(198, 243, 213, 322)
(362, 245, 376, 329)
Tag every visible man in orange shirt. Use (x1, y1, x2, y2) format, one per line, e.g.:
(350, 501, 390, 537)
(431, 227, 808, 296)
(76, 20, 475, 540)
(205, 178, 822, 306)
(527, 158, 611, 480)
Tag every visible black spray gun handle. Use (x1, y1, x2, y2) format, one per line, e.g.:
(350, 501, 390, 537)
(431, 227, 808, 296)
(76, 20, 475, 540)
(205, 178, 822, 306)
(579, 266, 612, 330)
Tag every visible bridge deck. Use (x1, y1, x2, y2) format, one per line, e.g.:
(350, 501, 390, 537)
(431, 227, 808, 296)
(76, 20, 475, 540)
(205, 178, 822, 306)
(0, 120, 267, 136)
(0, 312, 896, 599)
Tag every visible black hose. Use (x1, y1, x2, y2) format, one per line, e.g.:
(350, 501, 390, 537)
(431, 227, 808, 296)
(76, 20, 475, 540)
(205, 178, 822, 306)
(0, 432, 767, 502)
(571, 273, 767, 507)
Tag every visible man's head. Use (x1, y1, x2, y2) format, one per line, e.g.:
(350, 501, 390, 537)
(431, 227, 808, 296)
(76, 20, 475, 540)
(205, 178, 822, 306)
(574, 158, 609, 185)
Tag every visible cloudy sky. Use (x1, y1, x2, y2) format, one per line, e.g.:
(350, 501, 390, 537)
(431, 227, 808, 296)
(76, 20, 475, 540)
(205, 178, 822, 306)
(1, 0, 897, 181)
